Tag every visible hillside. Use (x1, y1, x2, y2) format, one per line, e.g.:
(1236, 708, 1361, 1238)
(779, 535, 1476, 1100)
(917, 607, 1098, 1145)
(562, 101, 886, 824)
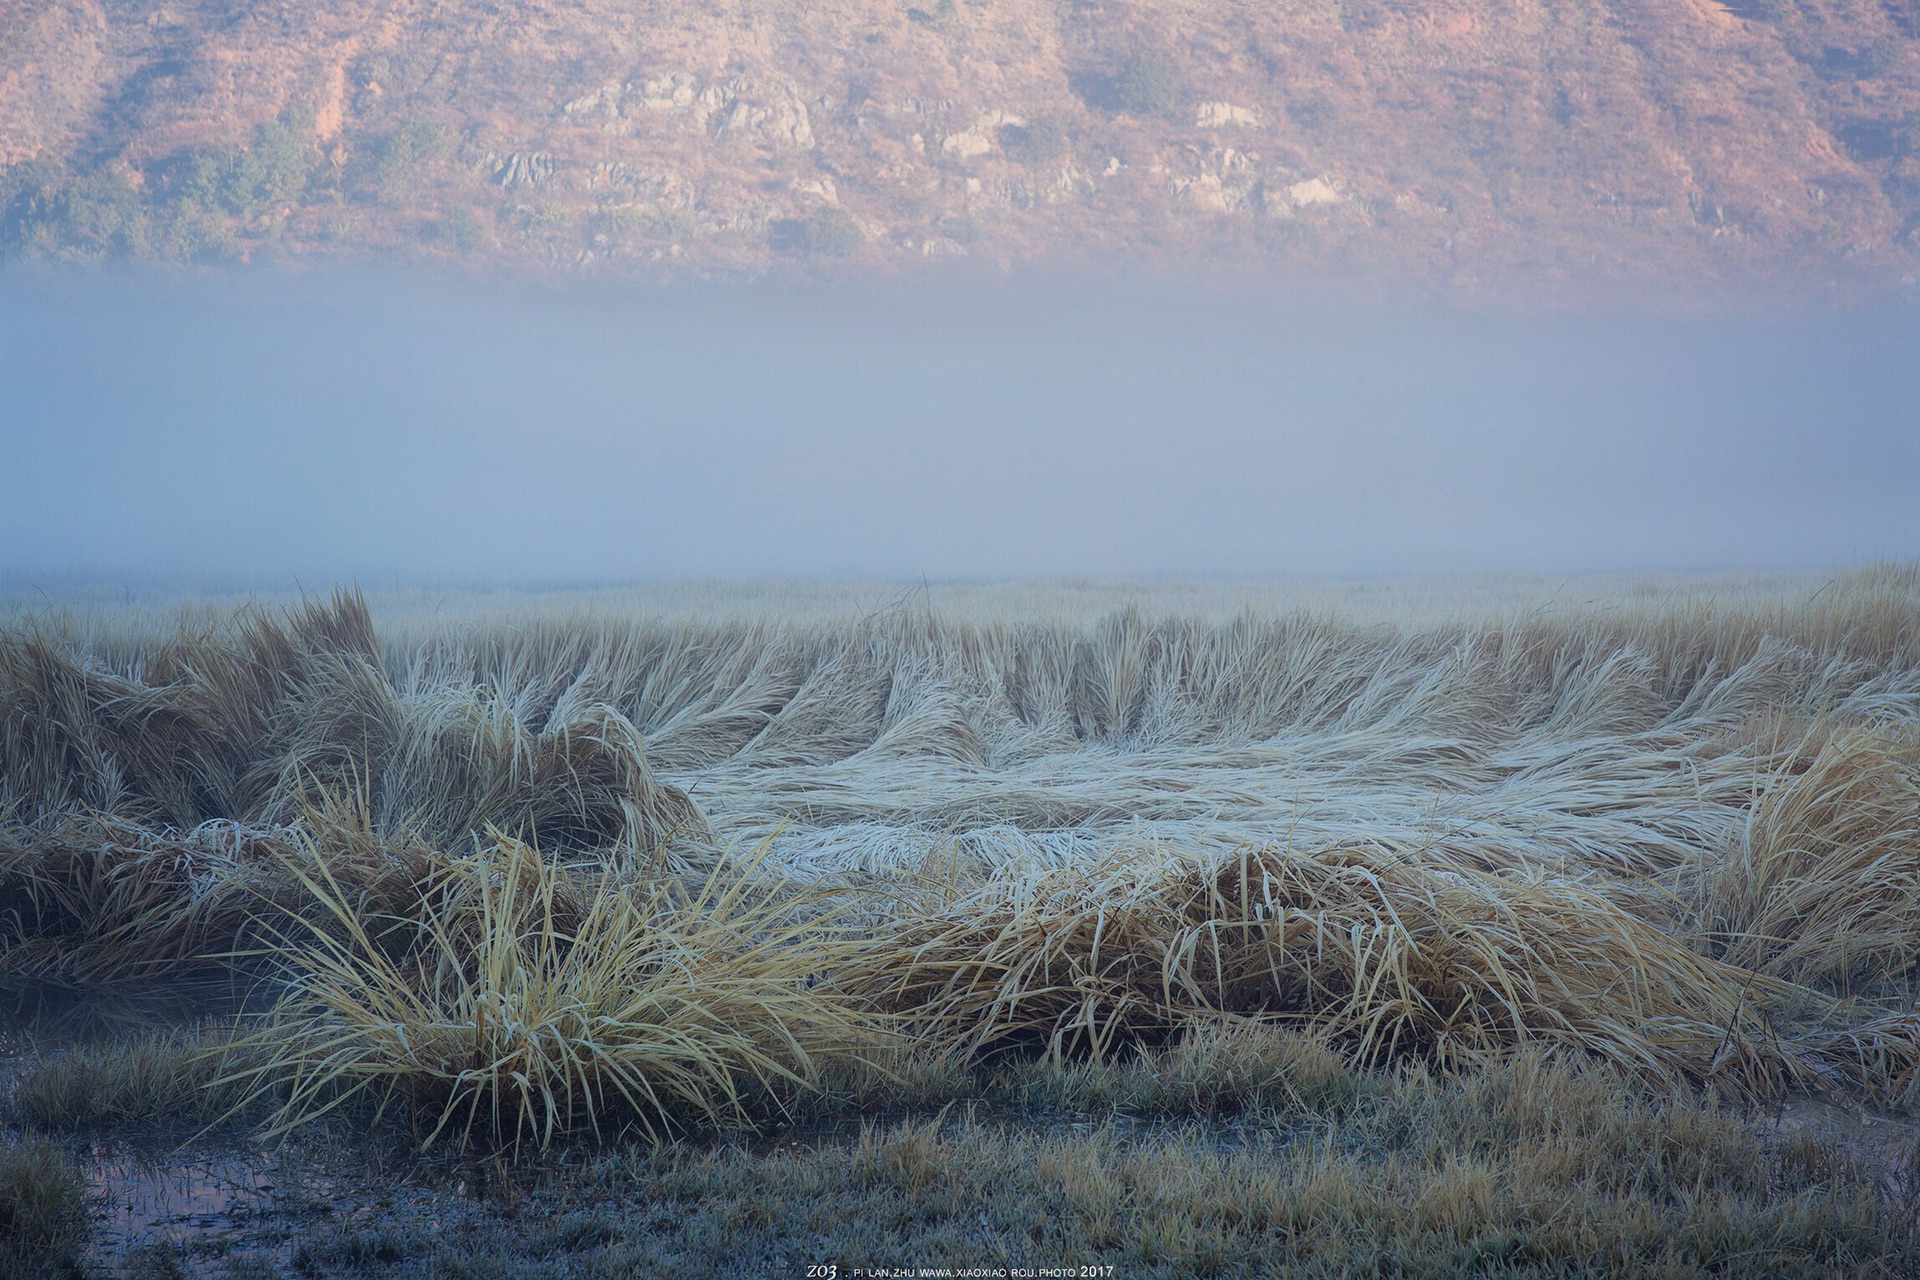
(2, 0, 1918, 294)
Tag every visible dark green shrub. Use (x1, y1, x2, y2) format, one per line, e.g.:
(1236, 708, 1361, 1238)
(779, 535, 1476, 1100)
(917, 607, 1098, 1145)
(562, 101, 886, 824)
(177, 148, 226, 207)
(768, 217, 807, 252)
(161, 201, 240, 261)
(1861, 37, 1902, 77)
(225, 108, 313, 217)
(597, 203, 689, 241)
(521, 201, 574, 239)
(772, 208, 862, 257)
(56, 167, 153, 258)
(998, 118, 1066, 164)
(906, 0, 956, 27)
(0, 159, 66, 255)
(1114, 48, 1177, 116)
(805, 207, 862, 257)
(441, 206, 488, 252)
(938, 213, 980, 243)
(368, 118, 453, 205)
(1836, 119, 1906, 162)
(1287, 97, 1338, 129)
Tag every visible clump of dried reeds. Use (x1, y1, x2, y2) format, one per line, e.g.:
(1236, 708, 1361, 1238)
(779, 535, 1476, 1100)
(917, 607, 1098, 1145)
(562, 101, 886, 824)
(0, 588, 709, 863)
(0, 815, 291, 989)
(234, 832, 878, 1150)
(1683, 715, 1920, 991)
(5, 567, 1920, 1144)
(853, 842, 1826, 1093)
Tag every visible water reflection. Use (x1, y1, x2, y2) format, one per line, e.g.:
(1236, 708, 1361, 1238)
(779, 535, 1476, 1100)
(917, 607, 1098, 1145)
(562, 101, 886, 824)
(78, 1140, 361, 1265)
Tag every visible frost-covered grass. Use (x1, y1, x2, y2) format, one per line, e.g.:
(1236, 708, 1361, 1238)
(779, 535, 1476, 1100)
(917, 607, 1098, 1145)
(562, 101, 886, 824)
(3, 567, 1919, 1271)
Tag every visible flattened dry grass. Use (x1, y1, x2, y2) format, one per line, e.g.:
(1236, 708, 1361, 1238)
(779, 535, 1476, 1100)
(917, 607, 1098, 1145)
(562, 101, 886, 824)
(0, 589, 707, 863)
(854, 842, 1826, 1093)
(2, 567, 1920, 1169)
(1686, 715, 1920, 990)
(0, 815, 292, 989)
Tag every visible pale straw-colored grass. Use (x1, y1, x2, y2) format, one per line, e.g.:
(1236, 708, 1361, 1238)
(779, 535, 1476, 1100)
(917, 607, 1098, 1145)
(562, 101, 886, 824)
(0, 815, 290, 988)
(849, 841, 1830, 1093)
(231, 831, 878, 1150)
(2, 564, 1918, 1137)
(1684, 715, 1920, 990)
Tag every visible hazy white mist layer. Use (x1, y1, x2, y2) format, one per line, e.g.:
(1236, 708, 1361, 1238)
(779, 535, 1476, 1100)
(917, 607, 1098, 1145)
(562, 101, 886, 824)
(3, 270, 1916, 586)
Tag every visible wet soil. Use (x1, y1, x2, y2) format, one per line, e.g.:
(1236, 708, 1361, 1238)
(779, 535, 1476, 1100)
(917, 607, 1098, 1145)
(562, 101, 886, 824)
(49, 1093, 1920, 1274)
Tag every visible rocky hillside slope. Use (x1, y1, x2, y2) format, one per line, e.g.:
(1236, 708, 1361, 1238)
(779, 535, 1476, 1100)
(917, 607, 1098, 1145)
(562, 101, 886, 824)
(2, 0, 1917, 294)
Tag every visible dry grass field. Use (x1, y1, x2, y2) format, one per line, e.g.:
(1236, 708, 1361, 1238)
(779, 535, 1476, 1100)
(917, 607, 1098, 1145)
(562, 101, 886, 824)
(4, 566, 1920, 1276)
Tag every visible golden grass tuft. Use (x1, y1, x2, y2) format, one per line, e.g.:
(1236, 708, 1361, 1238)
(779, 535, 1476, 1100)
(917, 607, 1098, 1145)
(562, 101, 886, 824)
(235, 832, 879, 1150)
(855, 842, 1831, 1093)
(1686, 715, 1920, 990)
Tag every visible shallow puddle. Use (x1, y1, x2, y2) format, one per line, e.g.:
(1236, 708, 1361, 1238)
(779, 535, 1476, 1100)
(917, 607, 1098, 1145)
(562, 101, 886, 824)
(82, 1143, 338, 1258)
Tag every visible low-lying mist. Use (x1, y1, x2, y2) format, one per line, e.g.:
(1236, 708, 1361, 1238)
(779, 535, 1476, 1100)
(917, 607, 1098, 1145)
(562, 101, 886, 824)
(3, 269, 1915, 588)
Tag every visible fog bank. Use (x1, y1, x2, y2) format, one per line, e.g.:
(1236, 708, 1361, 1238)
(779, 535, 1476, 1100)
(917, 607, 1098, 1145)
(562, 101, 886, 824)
(3, 270, 1916, 587)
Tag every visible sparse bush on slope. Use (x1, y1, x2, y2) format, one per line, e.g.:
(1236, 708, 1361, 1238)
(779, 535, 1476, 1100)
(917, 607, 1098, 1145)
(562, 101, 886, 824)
(224, 109, 315, 217)
(1113, 48, 1179, 117)
(365, 118, 453, 206)
(0, 109, 318, 264)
